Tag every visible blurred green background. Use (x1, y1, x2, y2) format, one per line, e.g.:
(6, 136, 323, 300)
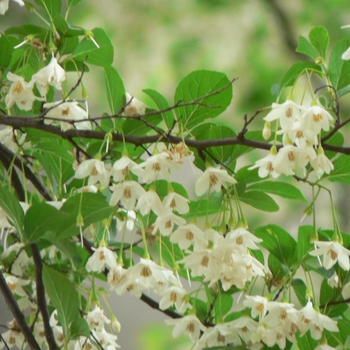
(2, 1, 350, 349)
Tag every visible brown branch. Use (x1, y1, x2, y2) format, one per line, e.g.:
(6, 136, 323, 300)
(0, 271, 41, 350)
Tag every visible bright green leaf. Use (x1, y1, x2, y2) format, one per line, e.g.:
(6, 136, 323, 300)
(329, 39, 350, 90)
(255, 224, 297, 266)
(248, 181, 307, 202)
(0, 36, 13, 68)
(268, 254, 287, 280)
(296, 35, 318, 59)
(326, 154, 350, 184)
(70, 315, 90, 338)
(105, 66, 126, 116)
(143, 89, 175, 129)
(33, 0, 61, 19)
(42, 265, 79, 335)
(184, 195, 224, 219)
(309, 26, 330, 59)
(296, 225, 313, 263)
(292, 279, 307, 306)
(174, 70, 232, 130)
(296, 332, 318, 350)
(214, 293, 233, 320)
(239, 191, 279, 212)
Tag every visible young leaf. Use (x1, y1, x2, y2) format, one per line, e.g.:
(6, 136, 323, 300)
(143, 89, 175, 129)
(255, 224, 297, 267)
(105, 66, 126, 115)
(70, 28, 113, 66)
(329, 38, 350, 90)
(247, 181, 307, 202)
(33, 0, 61, 19)
(309, 26, 330, 59)
(42, 265, 79, 336)
(296, 36, 318, 59)
(239, 191, 279, 212)
(174, 70, 232, 130)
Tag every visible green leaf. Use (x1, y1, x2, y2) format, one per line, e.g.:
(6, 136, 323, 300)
(309, 26, 330, 59)
(33, 0, 61, 19)
(105, 66, 126, 115)
(54, 14, 85, 38)
(268, 254, 286, 280)
(255, 224, 297, 267)
(329, 39, 350, 90)
(292, 279, 307, 306)
(70, 28, 113, 66)
(42, 265, 79, 335)
(323, 130, 344, 160)
(70, 316, 90, 338)
(143, 89, 175, 129)
(174, 70, 232, 130)
(121, 114, 163, 135)
(296, 36, 318, 59)
(296, 225, 313, 263)
(0, 36, 13, 68)
(234, 165, 261, 184)
(239, 191, 279, 212)
(184, 195, 224, 219)
(214, 293, 233, 320)
(326, 154, 350, 184)
(320, 279, 347, 317)
(280, 62, 321, 90)
(248, 181, 307, 202)
(24, 202, 59, 242)
(0, 186, 24, 236)
(67, 0, 82, 8)
(296, 332, 318, 350)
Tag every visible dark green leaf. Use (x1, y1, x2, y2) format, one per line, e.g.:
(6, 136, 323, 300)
(174, 70, 232, 130)
(326, 154, 350, 184)
(24, 202, 59, 242)
(296, 36, 318, 59)
(121, 114, 163, 136)
(0, 186, 24, 236)
(309, 26, 330, 59)
(234, 165, 261, 184)
(323, 131, 344, 160)
(239, 191, 279, 212)
(70, 316, 90, 338)
(255, 224, 297, 266)
(42, 265, 79, 335)
(105, 66, 126, 116)
(33, 0, 61, 19)
(320, 279, 347, 317)
(143, 89, 175, 129)
(296, 332, 318, 350)
(54, 14, 85, 37)
(329, 39, 350, 90)
(248, 181, 307, 202)
(296, 225, 313, 263)
(214, 293, 233, 320)
(70, 28, 113, 66)
(292, 279, 307, 306)
(184, 195, 224, 219)
(268, 254, 287, 281)
(0, 36, 13, 68)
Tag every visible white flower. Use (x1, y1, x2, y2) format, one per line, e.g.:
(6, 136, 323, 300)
(342, 46, 350, 60)
(165, 314, 207, 343)
(249, 152, 279, 178)
(5, 275, 30, 296)
(124, 92, 147, 116)
(180, 249, 217, 277)
(44, 101, 91, 131)
(226, 227, 262, 251)
(273, 145, 300, 175)
(86, 306, 111, 331)
(0, 320, 25, 349)
(109, 180, 146, 210)
(309, 241, 350, 270)
(342, 281, 350, 299)
(195, 167, 236, 196)
(301, 105, 333, 134)
(315, 345, 338, 350)
(111, 156, 138, 182)
(151, 209, 186, 236)
(136, 190, 163, 215)
(85, 246, 117, 273)
(75, 159, 110, 187)
(264, 100, 303, 132)
(243, 295, 269, 318)
(162, 192, 189, 214)
(328, 272, 339, 288)
(0, 127, 28, 153)
(0, 0, 24, 15)
(31, 56, 66, 96)
(159, 285, 191, 313)
(229, 315, 258, 343)
(5, 72, 36, 111)
(310, 147, 334, 177)
(132, 152, 176, 183)
(170, 223, 208, 250)
(299, 300, 338, 339)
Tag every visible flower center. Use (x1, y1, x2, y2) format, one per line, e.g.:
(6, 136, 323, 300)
(165, 220, 172, 229)
(186, 322, 195, 333)
(285, 107, 293, 117)
(170, 291, 177, 302)
(217, 333, 225, 343)
(328, 248, 338, 261)
(152, 162, 161, 172)
(62, 107, 70, 116)
(170, 198, 176, 209)
(90, 166, 98, 176)
(140, 266, 152, 277)
(313, 113, 323, 123)
(13, 82, 23, 94)
(201, 255, 209, 267)
(186, 231, 194, 241)
(287, 151, 296, 162)
(209, 174, 219, 186)
(236, 235, 243, 245)
(99, 250, 106, 261)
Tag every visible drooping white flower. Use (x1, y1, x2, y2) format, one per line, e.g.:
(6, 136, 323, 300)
(299, 299, 338, 339)
(195, 167, 236, 197)
(5, 72, 36, 111)
(159, 285, 191, 313)
(0, 320, 25, 349)
(170, 223, 208, 250)
(32, 56, 66, 96)
(327, 272, 339, 288)
(301, 105, 333, 134)
(123, 92, 147, 116)
(263, 100, 304, 132)
(342, 281, 350, 299)
(109, 180, 146, 210)
(165, 314, 207, 343)
(44, 101, 91, 131)
(229, 315, 259, 344)
(249, 152, 279, 178)
(243, 295, 269, 318)
(86, 306, 111, 331)
(136, 189, 163, 215)
(310, 146, 334, 177)
(75, 159, 110, 187)
(111, 156, 138, 182)
(273, 145, 300, 175)
(132, 152, 177, 183)
(226, 227, 262, 251)
(0, 127, 28, 153)
(151, 209, 186, 236)
(85, 246, 117, 273)
(5, 275, 30, 296)
(0, 0, 24, 15)
(162, 191, 189, 214)
(309, 241, 350, 270)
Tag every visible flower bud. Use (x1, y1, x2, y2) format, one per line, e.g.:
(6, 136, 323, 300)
(262, 122, 271, 140)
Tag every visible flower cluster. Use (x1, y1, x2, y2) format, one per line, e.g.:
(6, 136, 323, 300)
(250, 100, 334, 178)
